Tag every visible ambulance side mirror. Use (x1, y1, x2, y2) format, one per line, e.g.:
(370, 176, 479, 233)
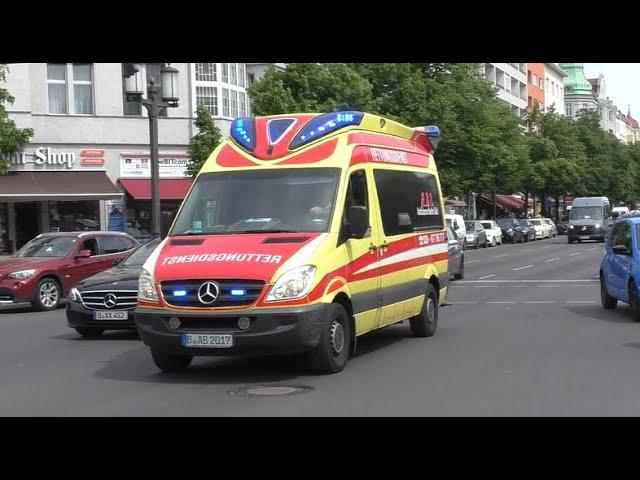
(349, 206, 370, 239)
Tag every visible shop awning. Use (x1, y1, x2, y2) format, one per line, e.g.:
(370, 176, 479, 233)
(481, 194, 525, 210)
(119, 179, 193, 200)
(0, 171, 123, 202)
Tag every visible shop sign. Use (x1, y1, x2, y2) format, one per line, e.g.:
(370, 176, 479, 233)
(120, 152, 189, 178)
(5, 147, 105, 170)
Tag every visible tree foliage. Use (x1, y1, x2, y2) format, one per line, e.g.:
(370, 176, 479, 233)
(0, 64, 34, 174)
(186, 106, 223, 178)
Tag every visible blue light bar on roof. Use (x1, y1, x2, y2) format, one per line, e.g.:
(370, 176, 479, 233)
(425, 125, 440, 150)
(230, 117, 256, 152)
(290, 111, 364, 149)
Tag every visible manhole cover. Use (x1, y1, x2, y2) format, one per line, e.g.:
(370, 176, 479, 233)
(229, 385, 314, 397)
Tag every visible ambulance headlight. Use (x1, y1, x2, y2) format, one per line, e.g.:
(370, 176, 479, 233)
(267, 265, 316, 301)
(138, 268, 159, 302)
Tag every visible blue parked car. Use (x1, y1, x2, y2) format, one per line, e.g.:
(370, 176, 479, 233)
(600, 216, 640, 320)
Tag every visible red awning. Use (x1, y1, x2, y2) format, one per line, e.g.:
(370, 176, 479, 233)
(481, 194, 525, 210)
(119, 179, 192, 200)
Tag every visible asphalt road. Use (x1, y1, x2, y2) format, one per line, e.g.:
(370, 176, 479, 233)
(2, 235, 640, 416)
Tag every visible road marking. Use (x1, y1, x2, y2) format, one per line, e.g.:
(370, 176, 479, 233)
(494, 254, 509, 258)
(565, 300, 596, 303)
(544, 258, 559, 263)
(569, 252, 581, 257)
(587, 247, 597, 251)
(478, 274, 496, 279)
(487, 301, 516, 304)
(523, 301, 556, 304)
(450, 301, 478, 304)
(513, 264, 534, 271)
(466, 260, 479, 264)
(456, 279, 598, 283)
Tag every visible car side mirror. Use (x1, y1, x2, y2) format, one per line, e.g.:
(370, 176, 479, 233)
(349, 206, 370, 239)
(76, 249, 92, 258)
(448, 239, 459, 247)
(397, 213, 412, 227)
(612, 244, 631, 256)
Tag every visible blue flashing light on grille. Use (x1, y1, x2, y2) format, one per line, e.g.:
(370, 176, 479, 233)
(230, 289, 246, 296)
(290, 111, 364, 149)
(230, 117, 256, 151)
(173, 290, 187, 297)
(425, 125, 440, 149)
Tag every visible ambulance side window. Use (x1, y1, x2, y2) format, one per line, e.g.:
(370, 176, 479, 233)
(339, 170, 368, 245)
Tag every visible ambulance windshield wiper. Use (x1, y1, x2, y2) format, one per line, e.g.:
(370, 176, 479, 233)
(231, 229, 302, 234)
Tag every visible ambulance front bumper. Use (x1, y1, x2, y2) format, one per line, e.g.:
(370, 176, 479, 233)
(135, 303, 330, 357)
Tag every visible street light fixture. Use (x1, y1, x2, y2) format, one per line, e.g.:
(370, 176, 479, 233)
(123, 63, 180, 237)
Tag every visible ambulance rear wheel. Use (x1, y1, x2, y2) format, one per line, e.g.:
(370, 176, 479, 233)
(410, 283, 438, 338)
(151, 349, 193, 373)
(307, 303, 350, 374)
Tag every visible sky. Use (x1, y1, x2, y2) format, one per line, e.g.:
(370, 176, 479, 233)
(583, 63, 640, 118)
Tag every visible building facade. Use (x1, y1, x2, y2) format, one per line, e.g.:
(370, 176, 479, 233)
(560, 63, 598, 119)
(543, 63, 566, 114)
(481, 63, 528, 117)
(527, 63, 545, 112)
(0, 62, 277, 254)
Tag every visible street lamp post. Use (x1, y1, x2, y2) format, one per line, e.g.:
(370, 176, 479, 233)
(123, 64, 179, 237)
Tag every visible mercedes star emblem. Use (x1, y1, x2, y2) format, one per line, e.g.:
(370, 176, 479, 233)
(197, 281, 220, 305)
(103, 293, 118, 309)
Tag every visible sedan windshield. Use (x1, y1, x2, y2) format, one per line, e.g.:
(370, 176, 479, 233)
(122, 239, 160, 267)
(497, 219, 514, 227)
(15, 236, 75, 258)
(171, 168, 341, 236)
(570, 206, 603, 220)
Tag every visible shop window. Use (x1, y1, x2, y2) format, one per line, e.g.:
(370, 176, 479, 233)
(49, 201, 100, 232)
(0, 203, 9, 255)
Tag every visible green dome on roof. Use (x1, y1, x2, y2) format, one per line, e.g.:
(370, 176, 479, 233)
(559, 63, 593, 95)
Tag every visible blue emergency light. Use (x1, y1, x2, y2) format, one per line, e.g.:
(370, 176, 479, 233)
(230, 117, 256, 151)
(173, 290, 187, 297)
(425, 125, 440, 149)
(290, 111, 364, 149)
(230, 289, 246, 296)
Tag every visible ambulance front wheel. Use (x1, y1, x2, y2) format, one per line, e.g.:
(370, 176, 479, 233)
(410, 283, 438, 337)
(151, 349, 193, 373)
(307, 303, 351, 374)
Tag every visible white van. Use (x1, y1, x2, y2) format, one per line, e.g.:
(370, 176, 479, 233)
(445, 214, 466, 243)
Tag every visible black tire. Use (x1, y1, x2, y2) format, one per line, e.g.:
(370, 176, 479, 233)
(32, 277, 61, 311)
(410, 283, 438, 337)
(629, 281, 640, 322)
(151, 349, 193, 372)
(600, 275, 617, 310)
(75, 327, 104, 337)
(454, 257, 464, 280)
(482, 238, 487, 248)
(474, 239, 479, 249)
(307, 303, 351, 374)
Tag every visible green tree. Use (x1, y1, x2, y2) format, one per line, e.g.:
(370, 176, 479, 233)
(0, 64, 33, 174)
(186, 106, 223, 178)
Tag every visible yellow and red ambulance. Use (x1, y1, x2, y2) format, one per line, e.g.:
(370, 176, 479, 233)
(136, 111, 448, 373)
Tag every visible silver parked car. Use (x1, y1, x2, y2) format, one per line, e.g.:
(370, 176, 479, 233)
(480, 220, 503, 247)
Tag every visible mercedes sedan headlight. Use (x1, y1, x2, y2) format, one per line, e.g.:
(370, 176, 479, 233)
(138, 268, 159, 302)
(8, 269, 36, 280)
(68, 287, 82, 302)
(267, 265, 316, 302)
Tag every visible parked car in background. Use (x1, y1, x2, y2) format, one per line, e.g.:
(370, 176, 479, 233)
(496, 218, 526, 244)
(67, 237, 160, 337)
(445, 214, 466, 245)
(464, 221, 488, 249)
(446, 226, 464, 280)
(480, 220, 502, 247)
(600, 216, 640, 320)
(543, 218, 557, 237)
(517, 219, 536, 242)
(611, 206, 629, 221)
(0, 232, 138, 311)
(529, 219, 550, 240)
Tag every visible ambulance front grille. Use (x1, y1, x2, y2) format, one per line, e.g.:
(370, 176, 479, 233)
(160, 280, 265, 308)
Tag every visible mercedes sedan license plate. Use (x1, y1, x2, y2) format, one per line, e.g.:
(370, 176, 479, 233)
(182, 334, 233, 348)
(94, 311, 128, 320)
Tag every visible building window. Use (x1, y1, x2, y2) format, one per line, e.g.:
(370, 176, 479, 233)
(239, 91, 246, 117)
(528, 71, 532, 84)
(195, 63, 217, 82)
(47, 64, 68, 114)
(504, 74, 511, 93)
(238, 63, 246, 88)
(196, 86, 218, 116)
(72, 63, 93, 115)
(230, 90, 238, 118)
(248, 73, 255, 85)
(222, 88, 230, 117)
(230, 63, 237, 86)
(222, 63, 229, 83)
(566, 105, 573, 116)
(49, 200, 100, 232)
(539, 77, 544, 89)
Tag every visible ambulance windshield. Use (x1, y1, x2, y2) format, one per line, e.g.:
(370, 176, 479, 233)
(171, 168, 341, 236)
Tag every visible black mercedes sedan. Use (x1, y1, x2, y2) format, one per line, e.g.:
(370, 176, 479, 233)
(496, 218, 526, 244)
(66, 238, 161, 337)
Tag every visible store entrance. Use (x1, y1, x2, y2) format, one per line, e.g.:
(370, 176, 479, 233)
(15, 202, 39, 250)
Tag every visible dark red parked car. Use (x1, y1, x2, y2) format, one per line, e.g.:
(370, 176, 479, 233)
(0, 232, 138, 311)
